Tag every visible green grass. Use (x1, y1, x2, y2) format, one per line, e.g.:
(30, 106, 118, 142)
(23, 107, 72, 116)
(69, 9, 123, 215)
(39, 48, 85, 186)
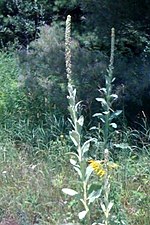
(0, 134, 73, 224)
(0, 129, 149, 224)
(0, 50, 149, 224)
(120, 155, 150, 225)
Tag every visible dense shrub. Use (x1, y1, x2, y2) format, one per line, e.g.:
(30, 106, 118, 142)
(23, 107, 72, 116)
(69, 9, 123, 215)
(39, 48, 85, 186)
(18, 25, 67, 121)
(18, 24, 108, 122)
(18, 24, 150, 125)
(0, 0, 150, 124)
(0, 0, 81, 47)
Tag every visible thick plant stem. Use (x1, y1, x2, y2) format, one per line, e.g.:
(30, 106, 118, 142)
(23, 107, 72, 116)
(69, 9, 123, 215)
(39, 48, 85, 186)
(103, 28, 115, 225)
(103, 149, 110, 225)
(103, 28, 115, 150)
(65, 15, 91, 224)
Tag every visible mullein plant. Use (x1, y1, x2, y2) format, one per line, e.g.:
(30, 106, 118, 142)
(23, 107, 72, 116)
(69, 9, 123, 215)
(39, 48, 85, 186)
(62, 15, 120, 225)
(62, 15, 100, 224)
(91, 28, 121, 225)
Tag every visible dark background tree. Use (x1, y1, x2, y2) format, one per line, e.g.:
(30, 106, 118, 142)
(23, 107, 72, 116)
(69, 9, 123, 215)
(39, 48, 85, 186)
(0, 0, 150, 125)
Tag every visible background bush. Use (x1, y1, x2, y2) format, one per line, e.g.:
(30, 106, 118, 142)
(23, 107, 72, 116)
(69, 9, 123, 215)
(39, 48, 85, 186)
(0, 0, 150, 124)
(18, 24, 108, 123)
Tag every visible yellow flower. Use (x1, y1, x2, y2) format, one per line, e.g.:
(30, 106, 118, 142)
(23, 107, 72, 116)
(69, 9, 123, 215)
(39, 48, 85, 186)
(88, 160, 106, 177)
(88, 160, 119, 177)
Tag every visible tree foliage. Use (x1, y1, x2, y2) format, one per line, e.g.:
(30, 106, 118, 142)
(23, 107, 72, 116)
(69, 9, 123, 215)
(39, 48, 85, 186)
(0, 0, 150, 123)
(0, 0, 81, 47)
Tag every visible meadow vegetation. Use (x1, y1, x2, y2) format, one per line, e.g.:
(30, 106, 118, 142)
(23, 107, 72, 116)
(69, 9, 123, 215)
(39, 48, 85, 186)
(0, 17, 149, 225)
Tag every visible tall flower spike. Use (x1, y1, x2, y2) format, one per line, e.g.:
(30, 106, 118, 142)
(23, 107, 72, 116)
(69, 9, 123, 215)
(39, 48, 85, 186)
(110, 28, 115, 68)
(65, 15, 72, 84)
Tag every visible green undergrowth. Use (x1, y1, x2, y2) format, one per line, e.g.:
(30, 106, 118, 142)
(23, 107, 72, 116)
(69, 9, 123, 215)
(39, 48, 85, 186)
(0, 129, 149, 224)
(0, 50, 149, 224)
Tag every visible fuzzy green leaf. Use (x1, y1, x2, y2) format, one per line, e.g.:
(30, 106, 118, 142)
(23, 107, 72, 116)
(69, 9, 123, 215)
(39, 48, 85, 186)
(68, 117, 74, 128)
(68, 106, 77, 122)
(93, 113, 105, 123)
(96, 98, 107, 106)
(112, 77, 116, 82)
(88, 183, 102, 204)
(69, 130, 80, 146)
(88, 189, 102, 204)
(93, 112, 103, 117)
(76, 115, 84, 133)
(70, 158, 77, 166)
(78, 210, 87, 220)
(88, 183, 102, 193)
(85, 165, 93, 183)
(101, 201, 106, 213)
(100, 117, 105, 123)
(103, 111, 109, 115)
(62, 188, 78, 196)
(75, 101, 82, 112)
(72, 88, 76, 99)
(73, 166, 82, 179)
(114, 143, 131, 150)
(110, 94, 118, 99)
(78, 115, 84, 127)
(81, 139, 92, 157)
(108, 201, 114, 212)
(110, 122, 117, 128)
(89, 126, 98, 130)
(100, 87, 107, 94)
(109, 110, 122, 121)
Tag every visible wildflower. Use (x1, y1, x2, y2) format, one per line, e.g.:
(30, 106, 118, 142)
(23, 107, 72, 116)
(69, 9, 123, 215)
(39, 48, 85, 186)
(89, 160, 106, 177)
